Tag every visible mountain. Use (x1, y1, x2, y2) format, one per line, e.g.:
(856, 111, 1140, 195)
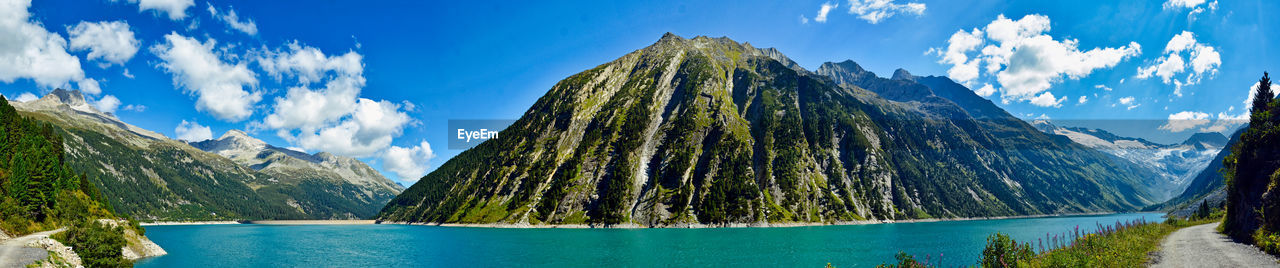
(189, 130, 402, 212)
(1031, 121, 1226, 200)
(9, 89, 400, 220)
(378, 33, 1154, 226)
(1159, 128, 1243, 217)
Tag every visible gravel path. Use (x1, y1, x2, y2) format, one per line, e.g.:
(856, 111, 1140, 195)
(0, 229, 61, 268)
(1151, 222, 1280, 267)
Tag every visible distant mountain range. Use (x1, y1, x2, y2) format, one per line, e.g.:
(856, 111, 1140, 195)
(378, 33, 1156, 226)
(9, 89, 401, 220)
(1031, 121, 1227, 201)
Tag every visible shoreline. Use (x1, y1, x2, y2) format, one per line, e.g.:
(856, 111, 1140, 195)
(140, 220, 376, 226)
(380, 211, 1163, 229)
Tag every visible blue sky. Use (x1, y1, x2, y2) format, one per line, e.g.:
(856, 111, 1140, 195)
(0, 0, 1274, 184)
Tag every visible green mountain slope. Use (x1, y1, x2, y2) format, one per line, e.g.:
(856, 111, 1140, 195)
(378, 34, 1154, 226)
(10, 89, 400, 221)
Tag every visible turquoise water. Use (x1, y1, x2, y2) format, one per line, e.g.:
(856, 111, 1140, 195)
(135, 213, 1162, 267)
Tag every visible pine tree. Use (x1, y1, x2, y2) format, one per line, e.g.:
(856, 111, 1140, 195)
(1253, 72, 1272, 114)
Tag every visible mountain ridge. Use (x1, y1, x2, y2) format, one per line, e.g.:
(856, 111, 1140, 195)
(378, 33, 1155, 226)
(10, 89, 400, 220)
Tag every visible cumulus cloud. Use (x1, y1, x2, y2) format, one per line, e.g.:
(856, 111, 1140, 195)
(77, 77, 101, 95)
(291, 99, 412, 157)
(93, 95, 121, 113)
(846, 0, 925, 24)
(0, 0, 100, 93)
(174, 120, 212, 141)
(934, 14, 1140, 106)
(1159, 111, 1211, 132)
(815, 2, 838, 23)
(207, 4, 257, 35)
(1078, 95, 1088, 104)
(152, 32, 261, 121)
(1135, 31, 1220, 97)
(973, 83, 995, 97)
(15, 92, 38, 102)
(116, 0, 194, 20)
(1028, 92, 1065, 107)
(67, 21, 140, 66)
(255, 43, 413, 158)
(1094, 84, 1112, 91)
(380, 140, 436, 183)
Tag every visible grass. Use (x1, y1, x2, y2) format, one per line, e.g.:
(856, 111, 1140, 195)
(874, 215, 1223, 268)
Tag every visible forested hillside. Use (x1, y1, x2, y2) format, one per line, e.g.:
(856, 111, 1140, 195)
(0, 94, 140, 267)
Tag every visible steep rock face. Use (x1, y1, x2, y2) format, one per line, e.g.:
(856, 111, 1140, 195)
(379, 34, 1154, 226)
(1031, 121, 1226, 201)
(11, 90, 398, 220)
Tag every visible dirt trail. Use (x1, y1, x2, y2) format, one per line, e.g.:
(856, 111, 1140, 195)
(1151, 222, 1280, 267)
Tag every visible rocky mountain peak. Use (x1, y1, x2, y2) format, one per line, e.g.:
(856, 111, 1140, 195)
(217, 129, 267, 148)
(1183, 132, 1229, 148)
(28, 88, 99, 114)
(891, 68, 915, 81)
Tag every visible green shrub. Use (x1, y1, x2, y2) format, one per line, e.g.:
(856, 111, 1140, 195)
(980, 233, 1034, 267)
(876, 251, 933, 268)
(54, 219, 131, 268)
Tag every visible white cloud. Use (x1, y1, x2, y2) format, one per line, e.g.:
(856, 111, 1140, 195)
(122, 104, 146, 112)
(93, 95, 121, 113)
(973, 83, 995, 97)
(15, 92, 38, 102)
(77, 78, 100, 95)
(815, 2, 838, 23)
(1118, 96, 1135, 105)
(174, 120, 212, 141)
(1203, 111, 1247, 133)
(380, 140, 436, 183)
(259, 43, 365, 130)
(255, 43, 413, 158)
(846, 0, 925, 24)
(1094, 84, 1112, 91)
(67, 21, 140, 66)
(1028, 91, 1065, 107)
(1159, 111, 1211, 132)
(1078, 95, 1088, 104)
(799, 15, 809, 24)
(207, 4, 257, 35)
(1135, 31, 1220, 97)
(939, 29, 984, 83)
(0, 0, 99, 93)
(1163, 0, 1206, 9)
(152, 32, 261, 121)
(935, 14, 1141, 107)
(291, 99, 412, 157)
(117, 0, 194, 20)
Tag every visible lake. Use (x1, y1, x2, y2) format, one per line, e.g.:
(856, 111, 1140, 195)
(134, 213, 1162, 267)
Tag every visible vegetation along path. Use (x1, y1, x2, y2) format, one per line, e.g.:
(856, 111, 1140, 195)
(1151, 222, 1280, 267)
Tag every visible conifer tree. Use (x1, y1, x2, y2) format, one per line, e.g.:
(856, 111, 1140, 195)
(1252, 72, 1272, 114)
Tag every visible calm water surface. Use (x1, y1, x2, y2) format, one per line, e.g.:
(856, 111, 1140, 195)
(135, 213, 1162, 267)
